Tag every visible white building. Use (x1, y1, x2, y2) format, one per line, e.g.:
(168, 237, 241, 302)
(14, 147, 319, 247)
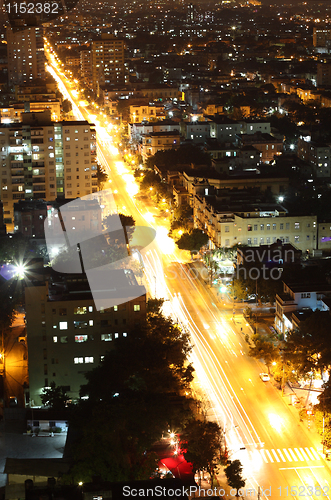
(275, 282, 331, 338)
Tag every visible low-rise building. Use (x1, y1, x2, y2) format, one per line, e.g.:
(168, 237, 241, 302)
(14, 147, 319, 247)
(275, 281, 331, 337)
(141, 131, 180, 162)
(129, 102, 165, 123)
(209, 116, 242, 143)
(193, 195, 317, 253)
(236, 132, 283, 163)
(297, 137, 331, 177)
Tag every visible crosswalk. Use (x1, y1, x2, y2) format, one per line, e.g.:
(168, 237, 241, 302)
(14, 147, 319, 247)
(250, 447, 322, 464)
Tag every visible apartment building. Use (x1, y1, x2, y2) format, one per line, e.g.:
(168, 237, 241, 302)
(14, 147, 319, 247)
(6, 27, 45, 85)
(275, 281, 331, 337)
(129, 102, 165, 123)
(141, 131, 180, 162)
(236, 132, 283, 163)
(313, 28, 331, 48)
(0, 100, 61, 123)
(317, 62, 331, 88)
(25, 272, 146, 406)
(80, 49, 92, 86)
(14, 197, 102, 239)
(180, 169, 288, 198)
(183, 120, 211, 143)
(129, 119, 180, 146)
(297, 136, 330, 177)
(209, 116, 242, 143)
(91, 34, 126, 94)
(238, 119, 271, 135)
(0, 111, 97, 230)
(193, 194, 318, 253)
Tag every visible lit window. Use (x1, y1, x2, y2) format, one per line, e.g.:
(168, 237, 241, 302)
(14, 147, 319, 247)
(75, 335, 88, 343)
(85, 356, 94, 363)
(59, 322, 68, 330)
(114, 333, 119, 339)
(89, 320, 93, 326)
(74, 306, 87, 314)
(101, 333, 112, 341)
(74, 321, 88, 329)
(114, 305, 118, 311)
(88, 306, 93, 312)
(123, 332, 127, 337)
(134, 305, 140, 311)
(74, 357, 84, 364)
(53, 336, 58, 343)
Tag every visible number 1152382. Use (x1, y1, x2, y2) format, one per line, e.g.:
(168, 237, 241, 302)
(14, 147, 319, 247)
(5, 2, 59, 14)
(278, 486, 329, 496)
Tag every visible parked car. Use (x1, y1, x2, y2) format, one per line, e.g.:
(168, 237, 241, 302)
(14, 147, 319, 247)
(260, 373, 270, 382)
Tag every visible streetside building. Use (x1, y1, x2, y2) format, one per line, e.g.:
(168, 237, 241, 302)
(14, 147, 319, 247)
(25, 272, 146, 406)
(141, 131, 180, 163)
(274, 281, 331, 338)
(0, 111, 97, 231)
(6, 26, 45, 85)
(193, 195, 318, 254)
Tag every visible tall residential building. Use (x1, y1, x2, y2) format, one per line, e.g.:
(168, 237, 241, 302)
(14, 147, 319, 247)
(297, 136, 331, 177)
(25, 272, 146, 405)
(80, 49, 92, 86)
(317, 62, 331, 87)
(91, 34, 126, 94)
(313, 28, 331, 48)
(6, 26, 45, 85)
(0, 110, 97, 230)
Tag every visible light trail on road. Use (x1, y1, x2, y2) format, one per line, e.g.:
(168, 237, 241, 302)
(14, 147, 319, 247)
(46, 49, 331, 498)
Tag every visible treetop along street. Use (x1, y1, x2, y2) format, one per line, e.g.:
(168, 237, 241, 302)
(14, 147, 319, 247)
(60, 299, 228, 484)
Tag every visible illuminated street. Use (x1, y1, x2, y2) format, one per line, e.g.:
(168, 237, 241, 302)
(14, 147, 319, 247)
(44, 48, 331, 499)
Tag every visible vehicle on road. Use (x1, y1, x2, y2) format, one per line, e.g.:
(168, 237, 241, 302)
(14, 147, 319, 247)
(260, 373, 270, 382)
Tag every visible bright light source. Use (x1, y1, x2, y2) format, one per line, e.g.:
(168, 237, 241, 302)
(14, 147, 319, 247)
(278, 196, 284, 202)
(15, 264, 26, 279)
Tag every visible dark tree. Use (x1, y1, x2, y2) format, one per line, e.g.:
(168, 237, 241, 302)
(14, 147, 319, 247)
(284, 311, 331, 377)
(97, 164, 108, 188)
(63, 299, 194, 483)
(145, 145, 211, 170)
(181, 419, 225, 484)
(224, 460, 246, 496)
(62, 99, 72, 114)
(41, 382, 69, 410)
(249, 340, 280, 373)
(103, 213, 136, 243)
(176, 229, 209, 255)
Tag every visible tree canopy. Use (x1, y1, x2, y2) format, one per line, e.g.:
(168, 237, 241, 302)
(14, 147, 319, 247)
(145, 145, 212, 170)
(284, 311, 331, 377)
(181, 419, 225, 484)
(176, 229, 209, 254)
(249, 339, 280, 373)
(63, 299, 195, 483)
(41, 382, 69, 410)
(225, 460, 246, 496)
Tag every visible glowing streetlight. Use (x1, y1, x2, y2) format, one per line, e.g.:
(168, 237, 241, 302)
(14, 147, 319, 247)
(15, 263, 26, 279)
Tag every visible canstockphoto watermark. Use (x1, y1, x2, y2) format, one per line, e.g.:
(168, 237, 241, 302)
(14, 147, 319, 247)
(44, 189, 156, 310)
